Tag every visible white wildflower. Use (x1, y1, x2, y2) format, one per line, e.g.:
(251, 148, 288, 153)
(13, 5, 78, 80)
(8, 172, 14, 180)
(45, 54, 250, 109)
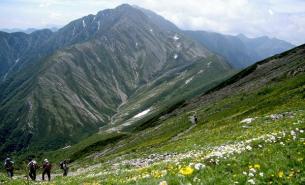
(248, 179, 256, 184)
(159, 180, 168, 185)
(246, 145, 252, 151)
(249, 168, 256, 173)
(194, 163, 206, 170)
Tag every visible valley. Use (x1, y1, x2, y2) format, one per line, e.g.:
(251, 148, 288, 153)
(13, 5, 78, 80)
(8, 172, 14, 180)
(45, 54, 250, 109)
(0, 3, 303, 185)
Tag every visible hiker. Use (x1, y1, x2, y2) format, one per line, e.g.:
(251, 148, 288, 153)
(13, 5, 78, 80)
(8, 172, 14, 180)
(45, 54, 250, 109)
(60, 160, 69, 176)
(28, 158, 38, 181)
(42, 159, 52, 181)
(194, 115, 198, 124)
(189, 114, 197, 124)
(4, 157, 14, 178)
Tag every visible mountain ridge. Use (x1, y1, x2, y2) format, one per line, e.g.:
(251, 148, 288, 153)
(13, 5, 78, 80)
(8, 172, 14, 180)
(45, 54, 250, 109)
(0, 4, 233, 154)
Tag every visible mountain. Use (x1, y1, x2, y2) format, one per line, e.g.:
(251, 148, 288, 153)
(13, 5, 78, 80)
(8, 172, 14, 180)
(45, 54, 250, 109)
(38, 44, 305, 185)
(0, 27, 59, 34)
(0, 4, 233, 154)
(184, 31, 295, 68)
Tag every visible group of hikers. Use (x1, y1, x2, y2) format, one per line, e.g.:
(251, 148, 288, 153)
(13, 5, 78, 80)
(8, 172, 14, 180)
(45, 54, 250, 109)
(4, 157, 69, 181)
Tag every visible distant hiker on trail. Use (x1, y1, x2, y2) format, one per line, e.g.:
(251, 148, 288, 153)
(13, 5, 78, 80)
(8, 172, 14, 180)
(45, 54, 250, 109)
(42, 159, 52, 181)
(194, 115, 198, 124)
(28, 158, 38, 181)
(60, 160, 69, 176)
(189, 114, 198, 124)
(4, 157, 14, 178)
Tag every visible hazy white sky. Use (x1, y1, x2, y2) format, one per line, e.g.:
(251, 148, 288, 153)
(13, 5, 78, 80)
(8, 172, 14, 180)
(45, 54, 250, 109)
(1, 0, 305, 45)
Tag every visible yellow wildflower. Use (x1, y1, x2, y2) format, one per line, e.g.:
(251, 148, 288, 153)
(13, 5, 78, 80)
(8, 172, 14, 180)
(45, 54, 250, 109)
(254, 164, 261, 169)
(152, 170, 163, 178)
(179, 166, 194, 176)
(278, 171, 284, 178)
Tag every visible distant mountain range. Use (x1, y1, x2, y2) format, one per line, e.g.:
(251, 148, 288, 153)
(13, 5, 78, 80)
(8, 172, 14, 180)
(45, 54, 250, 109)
(0, 4, 296, 155)
(184, 31, 295, 68)
(0, 27, 59, 34)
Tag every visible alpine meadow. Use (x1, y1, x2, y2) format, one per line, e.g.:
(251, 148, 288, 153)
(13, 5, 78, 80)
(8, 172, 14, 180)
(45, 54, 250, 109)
(0, 1, 304, 185)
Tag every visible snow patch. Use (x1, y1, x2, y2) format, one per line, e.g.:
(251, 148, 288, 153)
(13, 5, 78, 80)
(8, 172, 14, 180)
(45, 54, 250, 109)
(185, 77, 193, 84)
(2, 73, 8, 81)
(72, 26, 76, 36)
(241, 118, 255, 124)
(197, 70, 204, 74)
(97, 21, 100, 30)
(15, 58, 20, 63)
(133, 109, 151, 118)
(82, 19, 86, 28)
(62, 145, 71, 150)
(135, 42, 138, 47)
(173, 34, 180, 41)
(207, 61, 212, 67)
(174, 54, 178, 59)
(149, 29, 153, 33)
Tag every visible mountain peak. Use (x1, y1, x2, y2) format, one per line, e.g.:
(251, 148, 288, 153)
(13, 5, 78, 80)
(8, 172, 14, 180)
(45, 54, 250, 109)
(116, 3, 134, 9)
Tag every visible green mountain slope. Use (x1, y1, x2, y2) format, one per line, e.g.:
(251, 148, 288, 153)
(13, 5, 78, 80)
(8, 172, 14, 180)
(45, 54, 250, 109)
(26, 44, 305, 185)
(0, 4, 233, 155)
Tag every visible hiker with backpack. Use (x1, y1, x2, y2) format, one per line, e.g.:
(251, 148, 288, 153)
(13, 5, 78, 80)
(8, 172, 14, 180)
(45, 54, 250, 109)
(60, 160, 69, 176)
(28, 158, 38, 181)
(4, 157, 14, 178)
(42, 159, 52, 181)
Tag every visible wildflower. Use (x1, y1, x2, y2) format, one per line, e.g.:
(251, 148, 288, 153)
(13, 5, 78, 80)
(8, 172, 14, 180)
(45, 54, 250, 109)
(246, 145, 252, 151)
(254, 164, 261, 169)
(152, 170, 163, 178)
(247, 179, 255, 184)
(249, 168, 256, 173)
(278, 171, 284, 178)
(179, 166, 194, 176)
(193, 177, 201, 182)
(243, 171, 247, 175)
(194, 163, 205, 170)
(259, 172, 264, 177)
(159, 180, 168, 185)
(248, 172, 254, 177)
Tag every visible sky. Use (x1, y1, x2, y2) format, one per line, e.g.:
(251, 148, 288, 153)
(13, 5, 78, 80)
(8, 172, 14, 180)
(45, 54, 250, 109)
(0, 0, 305, 45)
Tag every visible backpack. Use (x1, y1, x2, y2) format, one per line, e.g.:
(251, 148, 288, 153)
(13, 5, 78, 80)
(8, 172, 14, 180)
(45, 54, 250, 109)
(4, 160, 13, 170)
(44, 162, 52, 170)
(29, 161, 38, 171)
(60, 161, 64, 169)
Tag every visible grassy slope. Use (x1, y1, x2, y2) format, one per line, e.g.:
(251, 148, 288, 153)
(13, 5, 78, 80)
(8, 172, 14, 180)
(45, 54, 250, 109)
(1, 46, 305, 184)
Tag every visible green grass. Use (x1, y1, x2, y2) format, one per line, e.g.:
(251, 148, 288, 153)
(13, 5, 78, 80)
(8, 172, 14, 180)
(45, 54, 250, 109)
(2, 48, 305, 184)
